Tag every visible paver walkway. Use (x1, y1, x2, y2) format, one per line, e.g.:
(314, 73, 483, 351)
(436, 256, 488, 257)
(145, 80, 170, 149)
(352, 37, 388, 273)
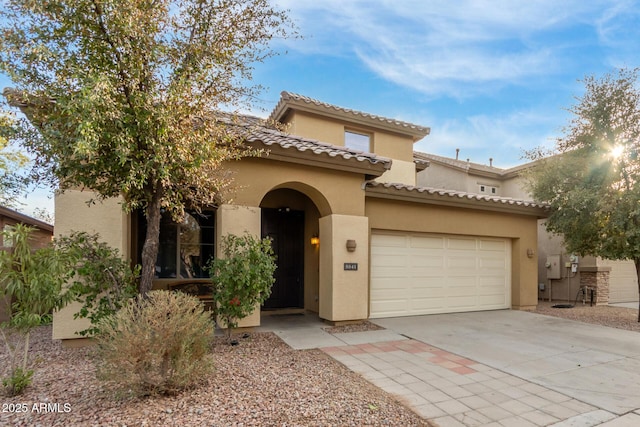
(321, 339, 612, 427)
(259, 311, 640, 426)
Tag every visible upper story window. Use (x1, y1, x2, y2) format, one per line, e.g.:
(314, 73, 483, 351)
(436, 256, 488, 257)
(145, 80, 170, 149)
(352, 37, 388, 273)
(479, 184, 498, 195)
(344, 130, 371, 152)
(137, 210, 215, 279)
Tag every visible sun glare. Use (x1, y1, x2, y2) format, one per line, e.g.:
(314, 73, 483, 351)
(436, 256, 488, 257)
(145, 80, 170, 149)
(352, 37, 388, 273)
(611, 145, 625, 159)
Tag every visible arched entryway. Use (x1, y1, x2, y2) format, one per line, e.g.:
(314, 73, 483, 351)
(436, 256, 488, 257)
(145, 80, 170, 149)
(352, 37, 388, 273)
(260, 188, 321, 313)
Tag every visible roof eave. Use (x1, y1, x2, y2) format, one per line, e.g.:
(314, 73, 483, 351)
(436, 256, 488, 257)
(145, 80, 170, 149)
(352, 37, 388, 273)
(0, 205, 54, 232)
(247, 140, 391, 177)
(365, 183, 549, 218)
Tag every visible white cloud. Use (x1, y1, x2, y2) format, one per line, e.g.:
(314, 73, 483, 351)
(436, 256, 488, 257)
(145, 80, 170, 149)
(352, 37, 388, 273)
(413, 107, 563, 167)
(274, 0, 633, 97)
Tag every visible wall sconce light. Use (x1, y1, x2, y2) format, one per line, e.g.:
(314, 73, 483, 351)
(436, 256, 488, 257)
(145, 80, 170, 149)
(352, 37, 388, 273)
(346, 239, 357, 252)
(527, 248, 535, 258)
(310, 235, 320, 246)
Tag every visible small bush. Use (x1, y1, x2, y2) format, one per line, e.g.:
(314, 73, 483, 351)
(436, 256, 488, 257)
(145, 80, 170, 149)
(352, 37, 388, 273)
(208, 234, 276, 341)
(56, 232, 140, 337)
(94, 290, 214, 397)
(2, 367, 33, 397)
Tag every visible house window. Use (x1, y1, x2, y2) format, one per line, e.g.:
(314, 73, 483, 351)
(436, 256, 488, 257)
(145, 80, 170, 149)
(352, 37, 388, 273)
(478, 184, 498, 195)
(137, 210, 215, 279)
(345, 130, 371, 152)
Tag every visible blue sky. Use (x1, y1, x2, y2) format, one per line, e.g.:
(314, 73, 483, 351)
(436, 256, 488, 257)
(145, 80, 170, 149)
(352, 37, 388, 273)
(256, 0, 640, 165)
(4, 0, 640, 217)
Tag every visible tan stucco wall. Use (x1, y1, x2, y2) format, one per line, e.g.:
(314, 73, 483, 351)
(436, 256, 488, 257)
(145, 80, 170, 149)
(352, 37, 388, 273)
(227, 157, 366, 217)
(599, 258, 639, 303)
(376, 159, 416, 186)
(417, 163, 468, 191)
(502, 175, 531, 200)
(365, 197, 539, 310)
(282, 110, 416, 163)
(53, 189, 130, 341)
(284, 110, 345, 146)
(372, 132, 414, 162)
(319, 214, 370, 321)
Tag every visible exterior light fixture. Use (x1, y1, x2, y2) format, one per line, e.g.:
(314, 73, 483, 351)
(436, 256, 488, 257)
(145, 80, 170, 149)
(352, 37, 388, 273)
(346, 239, 357, 252)
(527, 248, 535, 258)
(310, 235, 320, 246)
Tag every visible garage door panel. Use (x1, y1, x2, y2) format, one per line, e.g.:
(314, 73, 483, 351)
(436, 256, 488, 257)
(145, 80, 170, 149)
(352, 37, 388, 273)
(411, 285, 447, 298)
(412, 297, 448, 311)
(411, 279, 446, 290)
(412, 268, 448, 279)
(447, 238, 477, 250)
(479, 239, 507, 251)
(373, 234, 408, 248)
(447, 278, 478, 288)
(479, 257, 507, 269)
(447, 256, 478, 269)
(447, 295, 479, 308)
(477, 284, 506, 296)
(370, 231, 510, 318)
(373, 267, 411, 278)
(410, 255, 444, 269)
(410, 235, 444, 249)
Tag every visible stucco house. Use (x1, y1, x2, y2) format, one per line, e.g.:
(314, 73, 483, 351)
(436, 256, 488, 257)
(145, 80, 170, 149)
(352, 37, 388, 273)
(0, 205, 54, 323)
(53, 92, 548, 343)
(415, 152, 639, 306)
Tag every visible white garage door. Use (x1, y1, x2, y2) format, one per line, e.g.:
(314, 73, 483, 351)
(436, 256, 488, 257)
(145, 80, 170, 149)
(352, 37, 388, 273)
(370, 231, 511, 318)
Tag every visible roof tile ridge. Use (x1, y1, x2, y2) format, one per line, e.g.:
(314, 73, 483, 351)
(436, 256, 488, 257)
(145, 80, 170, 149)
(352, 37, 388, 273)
(280, 91, 429, 132)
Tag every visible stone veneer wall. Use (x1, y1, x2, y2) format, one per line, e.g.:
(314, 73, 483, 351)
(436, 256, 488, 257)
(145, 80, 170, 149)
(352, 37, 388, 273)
(579, 267, 611, 305)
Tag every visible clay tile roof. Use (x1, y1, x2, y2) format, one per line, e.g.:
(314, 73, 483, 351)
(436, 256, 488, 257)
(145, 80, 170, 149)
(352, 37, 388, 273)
(413, 151, 501, 174)
(365, 180, 548, 209)
(223, 113, 392, 169)
(269, 91, 430, 141)
(413, 151, 538, 178)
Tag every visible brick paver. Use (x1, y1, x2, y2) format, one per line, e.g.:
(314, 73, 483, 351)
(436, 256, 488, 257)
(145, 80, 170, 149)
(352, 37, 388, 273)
(321, 339, 605, 426)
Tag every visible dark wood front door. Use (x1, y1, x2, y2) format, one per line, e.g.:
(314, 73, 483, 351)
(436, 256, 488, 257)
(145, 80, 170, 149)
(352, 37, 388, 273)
(262, 208, 304, 309)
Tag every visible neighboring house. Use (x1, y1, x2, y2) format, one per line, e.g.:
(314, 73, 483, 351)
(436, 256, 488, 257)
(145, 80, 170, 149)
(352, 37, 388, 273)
(415, 152, 639, 305)
(53, 91, 547, 343)
(0, 205, 54, 323)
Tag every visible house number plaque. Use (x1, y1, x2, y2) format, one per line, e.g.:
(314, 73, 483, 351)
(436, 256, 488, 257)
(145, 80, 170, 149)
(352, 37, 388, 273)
(344, 263, 358, 271)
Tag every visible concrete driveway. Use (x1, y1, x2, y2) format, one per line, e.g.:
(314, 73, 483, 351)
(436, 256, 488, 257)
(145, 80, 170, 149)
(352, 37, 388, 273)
(373, 310, 640, 418)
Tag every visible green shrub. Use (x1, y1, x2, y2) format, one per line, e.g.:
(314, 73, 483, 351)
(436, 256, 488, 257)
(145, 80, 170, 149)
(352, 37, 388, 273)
(56, 232, 140, 337)
(208, 234, 276, 342)
(0, 224, 76, 395)
(94, 290, 214, 396)
(1, 367, 33, 397)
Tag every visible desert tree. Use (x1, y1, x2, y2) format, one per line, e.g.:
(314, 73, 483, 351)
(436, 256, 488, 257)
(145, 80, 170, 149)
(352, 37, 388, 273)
(525, 68, 640, 319)
(0, 0, 296, 294)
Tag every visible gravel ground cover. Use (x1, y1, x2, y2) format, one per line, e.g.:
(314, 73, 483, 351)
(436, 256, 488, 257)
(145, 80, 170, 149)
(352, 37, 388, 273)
(0, 326, 430, 427)
(323, 321, 385, 334)
(535, 300, 640, 332)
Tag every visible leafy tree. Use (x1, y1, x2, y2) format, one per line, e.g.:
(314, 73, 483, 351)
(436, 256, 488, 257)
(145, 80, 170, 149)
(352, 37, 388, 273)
(0, 224, 76, 395)
(525, 68, 640, 319)
(0, 111, 29, 209)
(208, 234, 276, 342)
(0, 0, 296, 294)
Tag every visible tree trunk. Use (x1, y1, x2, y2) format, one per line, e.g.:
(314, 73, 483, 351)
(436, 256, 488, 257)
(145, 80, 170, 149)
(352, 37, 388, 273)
(636, 259, 640, 322)
(139, 185, 163, 295)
